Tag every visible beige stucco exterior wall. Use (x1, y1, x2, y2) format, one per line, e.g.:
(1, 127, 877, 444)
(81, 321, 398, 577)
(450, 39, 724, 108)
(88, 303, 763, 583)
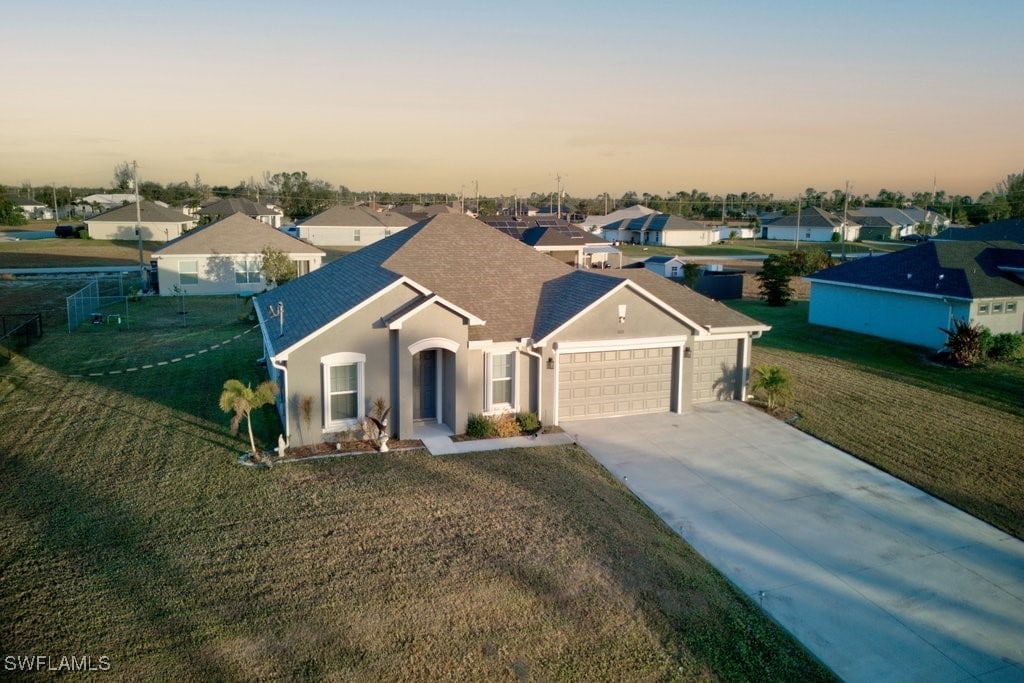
(156, 253, 322, 296)
(661, 230, 713, 247)
(971, 298, 1024, 335)
(299, 225, 407, 247)
(86, 220, 194, 242)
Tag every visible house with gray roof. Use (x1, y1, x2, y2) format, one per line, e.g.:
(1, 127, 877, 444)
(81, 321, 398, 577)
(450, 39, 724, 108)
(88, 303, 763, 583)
(850, 207, 918, 239)
(934, 219, 1024, 244)
(644, 255, 687, 278)
(84, 200, 196, 242)
(903, 206, 951, 231)
(254, 214, 768, 446)
(153, 213, 324, 295)
(482, 216, 621, 267)
(199, 197, 283, 228)
(3, 194, 52, 220)
(602, 213, 715, 246)
(805, 240, 1024, 349)
(764, 206, 860, 243)
(297, 205, 414, 246)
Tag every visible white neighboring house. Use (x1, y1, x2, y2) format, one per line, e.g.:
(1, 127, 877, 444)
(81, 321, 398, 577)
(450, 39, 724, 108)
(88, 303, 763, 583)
(643, 255, 688, 278)
(603, 213, 715, 246)
(198, 197, 283, 228)
(903, 206, 951, 232)
(713, 225, 757, 241)
(75, 194, 139, 217)
(298, 205, 414, 246)
(4, 194, 52, 220)
(850, 207, 918, 238)
(764, 206, 860, 242)
(153, 213, 324, 296)
(84, 201, 196, 241)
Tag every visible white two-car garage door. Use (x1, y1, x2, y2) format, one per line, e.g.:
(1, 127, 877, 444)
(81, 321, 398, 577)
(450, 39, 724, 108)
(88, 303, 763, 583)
(558, 348, 674, 420)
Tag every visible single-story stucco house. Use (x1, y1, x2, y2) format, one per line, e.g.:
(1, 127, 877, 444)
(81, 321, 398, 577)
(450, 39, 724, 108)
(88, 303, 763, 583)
(199, 197, 283, 228)
(153, 213, 324, 295)
(297, 205, 414, 246)
(602, 213, 715, 246)
(85, 200, 196, 242)
(764, 206, 859, 242)
(805, 240, 1024, 349)
(254, 214, 769, 446)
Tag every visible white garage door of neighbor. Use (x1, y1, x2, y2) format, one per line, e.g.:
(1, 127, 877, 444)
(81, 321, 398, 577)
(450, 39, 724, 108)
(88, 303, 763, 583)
(691, 338, 740, 403)
(558, 347, 673, 420)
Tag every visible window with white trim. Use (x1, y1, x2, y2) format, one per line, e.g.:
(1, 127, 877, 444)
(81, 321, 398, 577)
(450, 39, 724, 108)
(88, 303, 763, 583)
(978, 303, 989, 315)
(353, 229, 361, 243)
(234, 257, 261, 284)
(179, 260, 198, 285)
(1006, 302, 1017, 314)
(489, 352, 514, 409)
(321, 352, 365, 430)
(993, 303, 1003, 314)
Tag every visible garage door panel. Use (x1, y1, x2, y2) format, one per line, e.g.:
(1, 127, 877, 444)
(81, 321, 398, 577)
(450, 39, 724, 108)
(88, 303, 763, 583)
(559, 346, 674, 420)
(691, 339, 740, 403)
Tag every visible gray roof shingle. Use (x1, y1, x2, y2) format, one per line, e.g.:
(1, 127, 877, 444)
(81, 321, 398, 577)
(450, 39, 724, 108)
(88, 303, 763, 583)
(805, 240, 1024, 300)
(199, 197, 281, 218)
(86, 200, 194, 223)
(301, 205, 414, 228)
(935, 219, 1024, 244)
(155, 213, 323, 256)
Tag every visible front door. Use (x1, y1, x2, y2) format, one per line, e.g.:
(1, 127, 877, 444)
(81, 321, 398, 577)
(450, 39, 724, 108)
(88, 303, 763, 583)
(413, 350, 437, 421)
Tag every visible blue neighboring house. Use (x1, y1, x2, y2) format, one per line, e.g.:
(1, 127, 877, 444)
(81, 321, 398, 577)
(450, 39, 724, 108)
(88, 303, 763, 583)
(804, 240, 1024, 349)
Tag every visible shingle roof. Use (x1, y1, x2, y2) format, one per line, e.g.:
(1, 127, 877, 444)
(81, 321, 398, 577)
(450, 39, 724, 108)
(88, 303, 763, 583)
(301, 205, 414, 228)
(771, 206, 857, 229)
(805, 240, 1024, 299)
(583, 204, 657, 228)
(257, 214, 766, 356)
(934, 219, 1024, 244)
(154, 213, 323, 256)
(199, 197, 281, 218)
(4, 194, 44, 206)
(86, 200, 194, 223)
(851, 208, 916, 225)
(605, 213, 708, 233)
(645, 255, 682, 264)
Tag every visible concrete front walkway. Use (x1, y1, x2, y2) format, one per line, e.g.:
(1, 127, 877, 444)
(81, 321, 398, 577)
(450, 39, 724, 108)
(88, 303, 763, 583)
(415, 422, 574, 456)
(564, 404, 1024, 682)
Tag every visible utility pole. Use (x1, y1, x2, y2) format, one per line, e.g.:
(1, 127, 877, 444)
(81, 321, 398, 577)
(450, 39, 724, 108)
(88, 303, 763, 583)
(841, 179, 850, 262)
(51, 184, 59, 222)
(795, 200, 802, 251)
(555, 172, 562, 219)
(474, 179, 479, 215)
(133, 161, 145, 288)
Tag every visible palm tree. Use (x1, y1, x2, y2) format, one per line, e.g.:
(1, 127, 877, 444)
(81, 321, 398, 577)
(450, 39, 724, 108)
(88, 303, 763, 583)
(219, 379, 278, 454)
(750, 365, 794, 411)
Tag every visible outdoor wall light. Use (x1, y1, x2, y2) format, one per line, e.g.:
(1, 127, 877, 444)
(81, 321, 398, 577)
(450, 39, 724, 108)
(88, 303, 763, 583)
(684, 347, 692, 358)
(547, 358, 555, 370)
(617, 304, 627, 324)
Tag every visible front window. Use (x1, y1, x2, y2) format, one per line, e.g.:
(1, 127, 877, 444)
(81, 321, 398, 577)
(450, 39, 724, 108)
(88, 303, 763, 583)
(322, 352, 365, 430)
(179, 260, 198, 285)
(491, 353, 513, 407)
(235, 258, 261, 284)
(993, 303, 1003, 314)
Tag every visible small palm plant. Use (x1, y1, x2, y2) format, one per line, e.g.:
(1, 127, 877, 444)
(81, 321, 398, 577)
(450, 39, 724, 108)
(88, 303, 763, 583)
(750, 364, 794, 412)
(219, 379, 279, 455)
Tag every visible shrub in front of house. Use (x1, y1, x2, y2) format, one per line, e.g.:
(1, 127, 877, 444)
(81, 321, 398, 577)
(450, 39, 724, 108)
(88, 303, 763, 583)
(492, 413, 521, 438)
(466, 414, 497, 439)
(989, 332, 1024, 361)
(515, 411, 541, 434)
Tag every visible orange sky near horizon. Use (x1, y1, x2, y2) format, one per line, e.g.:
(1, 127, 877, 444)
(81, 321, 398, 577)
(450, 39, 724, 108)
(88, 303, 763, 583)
(4, 1, 1022, 199)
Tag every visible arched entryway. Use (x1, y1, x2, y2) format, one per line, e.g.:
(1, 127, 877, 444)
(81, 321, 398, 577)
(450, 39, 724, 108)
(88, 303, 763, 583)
(408, 337, 460, 434)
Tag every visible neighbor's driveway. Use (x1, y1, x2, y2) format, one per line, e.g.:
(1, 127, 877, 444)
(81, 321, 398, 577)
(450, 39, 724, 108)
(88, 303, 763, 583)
(564, 404, 1024, 682)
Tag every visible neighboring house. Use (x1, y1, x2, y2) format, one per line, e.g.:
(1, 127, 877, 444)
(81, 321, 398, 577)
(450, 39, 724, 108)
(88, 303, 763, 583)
(903, 206, 951, 231)
(764, 207, 860, 242)
(199, 197, 283, 228)
(74, 193, 138, 217)
(84, 200, 196, 241)
(297, 205, 414, 246)
(934, 219, 1024, 244)
(254, 214, 769, 446)
(391, 203, 461, 222)
(602, 213, 715, 246)
(481, 216, 621, 267)
(805, 240, 1024, 349)
(850, 207, 917, 239)
(644, 255, 688, 278)
(153, 213, 324, 296)
(713, 225, 757, 241)
(3, 194, 52, 220)
(581, 204, 657, 231)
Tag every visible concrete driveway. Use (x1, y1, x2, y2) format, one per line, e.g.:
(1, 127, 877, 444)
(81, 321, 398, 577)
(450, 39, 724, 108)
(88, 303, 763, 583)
(564, 403, 1024, 682)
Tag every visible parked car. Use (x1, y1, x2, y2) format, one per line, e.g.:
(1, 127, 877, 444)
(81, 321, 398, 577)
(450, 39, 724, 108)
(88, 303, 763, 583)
(899, 233, 928, 243)
(54, 224, 86, 238)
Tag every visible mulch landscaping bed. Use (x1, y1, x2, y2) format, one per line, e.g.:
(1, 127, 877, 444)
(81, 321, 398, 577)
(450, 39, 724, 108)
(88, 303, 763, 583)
(284, 440, 424, 458)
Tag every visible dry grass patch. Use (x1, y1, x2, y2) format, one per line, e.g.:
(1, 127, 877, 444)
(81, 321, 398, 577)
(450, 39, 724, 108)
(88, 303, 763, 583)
(0, 238, 159, 268)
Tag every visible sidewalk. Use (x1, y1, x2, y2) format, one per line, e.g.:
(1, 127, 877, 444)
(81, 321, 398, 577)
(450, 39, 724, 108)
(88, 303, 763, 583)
(415, 422, 574, 455)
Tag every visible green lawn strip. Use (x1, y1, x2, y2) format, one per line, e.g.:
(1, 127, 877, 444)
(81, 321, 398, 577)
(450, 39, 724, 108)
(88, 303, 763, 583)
(730, 300, 1024, 417)
(0, 238, 159, 268)
(751, 345, 1024, 539)
(0, 353, 833, 680)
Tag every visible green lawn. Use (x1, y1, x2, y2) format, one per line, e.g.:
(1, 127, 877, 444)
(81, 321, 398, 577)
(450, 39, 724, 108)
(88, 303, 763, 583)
(0, 280, 832, 681)
(0, 237, 160, 268)
(732, 299, 1024, 538)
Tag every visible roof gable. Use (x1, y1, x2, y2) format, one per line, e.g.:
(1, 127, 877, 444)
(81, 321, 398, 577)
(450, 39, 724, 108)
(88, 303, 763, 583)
(86, 200, 194, 223)
(154, 212, 323, 256)
(199, 197, 280, 218)
(301, 205, 413, 228)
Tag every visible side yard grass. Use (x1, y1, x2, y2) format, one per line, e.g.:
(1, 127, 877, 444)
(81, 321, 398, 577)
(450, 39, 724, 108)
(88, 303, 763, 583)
(0, 280, 833, 680)
(731, 299, 1024, 538)
(0, 238, 159, 268)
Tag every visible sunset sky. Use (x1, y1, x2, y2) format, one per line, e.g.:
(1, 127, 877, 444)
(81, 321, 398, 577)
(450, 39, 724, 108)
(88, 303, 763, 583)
(4, 0, 1023, 199)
